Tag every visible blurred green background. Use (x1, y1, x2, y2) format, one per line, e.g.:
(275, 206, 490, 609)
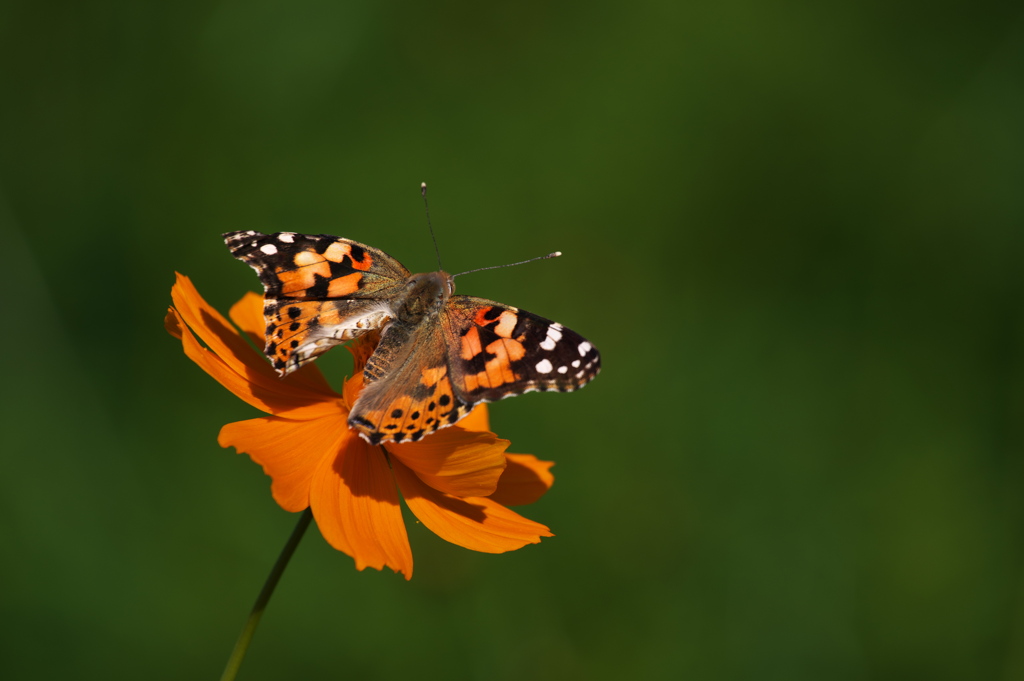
(3, 1, 1023, 679)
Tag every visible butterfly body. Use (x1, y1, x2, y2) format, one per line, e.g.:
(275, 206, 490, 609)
(224, 230, 601, 445)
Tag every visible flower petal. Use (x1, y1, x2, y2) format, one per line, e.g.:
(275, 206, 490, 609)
(309, 437, 413, 578)
(169, 274, 338, 417)
(345, 331, 380, 374)
(343, 371, 365, 411)
(227, 290, 267, 346)
(170, 305, 278, 410)
(487, 454, 555, 506)
(169, 305, 337, 418)
(228, 292, 335, 395)
(218, 412, 349, 512)
(164, 307, 185, 340)
(393, 459, 553, 553)
(388, 426, 508, 498)
(457, 404, 490, 433)
(172, 274, 270, 379)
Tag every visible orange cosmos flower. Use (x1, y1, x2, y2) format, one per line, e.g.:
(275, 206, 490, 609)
(165, 273, 554, 579)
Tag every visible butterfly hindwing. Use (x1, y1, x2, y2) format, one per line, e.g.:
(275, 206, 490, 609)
(348, 317, 472, 445)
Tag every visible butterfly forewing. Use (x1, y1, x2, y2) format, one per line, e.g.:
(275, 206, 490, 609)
(223, 230, 409, 374)
(442, 297, 601, 403)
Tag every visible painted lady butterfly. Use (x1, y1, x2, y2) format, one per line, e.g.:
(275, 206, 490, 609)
(224, 230, 601, 445)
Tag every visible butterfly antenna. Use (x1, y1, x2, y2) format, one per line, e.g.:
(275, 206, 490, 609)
(453, 251, 562, 279)
(421, 182, 443, 271)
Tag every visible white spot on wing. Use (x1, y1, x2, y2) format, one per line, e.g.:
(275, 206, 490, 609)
(557, 365, 568, 374)
(260, 243, 279, 255)
(540, 324, 563, 350)
(578, 341, 592, 356)
(277, 232, 296, 243)
(572, 359, 581, 368)
(535, 359, 553, 374)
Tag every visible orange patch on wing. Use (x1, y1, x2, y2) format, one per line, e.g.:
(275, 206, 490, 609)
(490, 338, 525, 362)
(471, 307, 519, 339)
(263, 300, 338, 370)
(483, 339, 520, 387)
(492, 310, 518, 337)
(460, 326, 483, 360)
(327, 272, 362, 297)
(271, 320, 311, 347)
(473, 307, 495, 326)
(351, 252, 373, 271)
(419, 366, 447, 387)
(294, 251, 322, 267)
(465, 339, 523, 390)
(322, 242, 351, 263)
(267, 304, 305, 337)
(322, 242, 374, 271)
(354, 372, 460, 442)
(277, 261, 331, 296)
(316, 305, 342, 326)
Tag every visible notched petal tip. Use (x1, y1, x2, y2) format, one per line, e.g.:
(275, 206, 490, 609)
(164, 307, 183, 340)
(488, 454, 555, 507)
(228, 291, 268, 345)
(168, 274, 341, 417)
(393, 460, 553, 554)
(342, 371, 364, 409)
(218, 415, 350, 513)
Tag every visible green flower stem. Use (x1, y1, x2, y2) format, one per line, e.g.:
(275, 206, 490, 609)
(220, 508, 314, 681)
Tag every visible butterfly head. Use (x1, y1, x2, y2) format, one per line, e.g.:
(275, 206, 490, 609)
(397, 271, 455, 324)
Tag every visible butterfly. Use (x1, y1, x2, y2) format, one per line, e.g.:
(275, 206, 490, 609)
(224, 230, 601, 444)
